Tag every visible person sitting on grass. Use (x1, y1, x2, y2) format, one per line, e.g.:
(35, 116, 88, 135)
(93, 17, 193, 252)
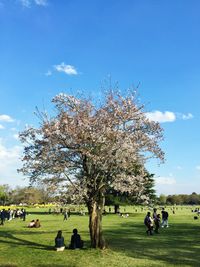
(34, 219, 41, 228)
(69, 228, 84, 249)
(55, 230, 65, 251)
(28, 220, 35, 228)
(144, 211, 154, 235)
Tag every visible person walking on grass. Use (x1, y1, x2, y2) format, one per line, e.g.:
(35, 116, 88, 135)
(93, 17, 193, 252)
(153, 208, 157, 220)
(161, 208, 169, 228)
(154, 214, 161, 233)
(63, 209, 68, 221)
(144, 212, 154, 235)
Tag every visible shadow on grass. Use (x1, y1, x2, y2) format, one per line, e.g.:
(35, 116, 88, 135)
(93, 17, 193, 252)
(28, 211, 88, 216)
(0, 265, 71, 267)
(104, 220, 200, 266)
(40, 263, 77, 267)
(0, 229, 91, 252)
(0, 230, 53, 250)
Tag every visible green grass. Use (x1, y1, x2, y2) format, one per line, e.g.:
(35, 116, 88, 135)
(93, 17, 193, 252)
(0, 206, 200, 267)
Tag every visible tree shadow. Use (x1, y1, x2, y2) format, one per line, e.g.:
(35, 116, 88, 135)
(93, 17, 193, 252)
(104, 221, 200, 266)
(38, 265, 77, 267)
(0, 229, 91, 252)
(0, 230, 52, 250)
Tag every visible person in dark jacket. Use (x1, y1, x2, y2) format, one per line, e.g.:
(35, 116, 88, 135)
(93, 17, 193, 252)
(0, 209, 6, 225)
(69, 229, 83, 249)
(144, 212, 154, 235)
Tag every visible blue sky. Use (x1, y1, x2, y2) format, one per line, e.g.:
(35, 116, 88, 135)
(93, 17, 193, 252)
(0, 0, 200, 195)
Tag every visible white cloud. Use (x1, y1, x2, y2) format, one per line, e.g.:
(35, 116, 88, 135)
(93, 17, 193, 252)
(34, 0, 48, 6)
(0, 139, 26, 186)
(54, 63, 78, 75)
(155, 176, 176, 185)
(45, 70, 52, 76)
(0, 142, 21, 161)
(0, 114, 14, 122)
(146, 111, 193, 123)
(0, 124, 5, 129)
(146, 111, 176, 123)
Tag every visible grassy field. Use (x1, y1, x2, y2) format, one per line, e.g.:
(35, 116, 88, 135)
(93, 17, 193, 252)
(0, 206, 199, 267)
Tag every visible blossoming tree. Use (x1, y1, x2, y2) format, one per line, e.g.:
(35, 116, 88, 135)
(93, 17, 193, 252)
(19, 90, 164, 248)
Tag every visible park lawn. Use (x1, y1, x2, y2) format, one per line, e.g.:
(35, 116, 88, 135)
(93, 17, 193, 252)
(0, 206, 199, 267)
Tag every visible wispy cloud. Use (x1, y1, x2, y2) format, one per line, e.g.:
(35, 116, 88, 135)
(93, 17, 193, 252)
(0, 124, 5, 130)
(45, 70, 52, 76)
(54, 63, 78, 75)
(0, 114, 14, 122)
(19, 0, 31, 8)
(178, 113, 193, 120)
(34, 0, 48, 6)
(155, 176, 176, 185)
(19, 0, 48, 8)
(146, 111, 176, 123)
(196, 166, 200, 171)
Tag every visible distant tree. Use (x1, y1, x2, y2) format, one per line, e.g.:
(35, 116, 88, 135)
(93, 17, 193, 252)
(0, 184, 11, 205)
(9, 185, 56, 205)
(158, 194, 167, 205)
(139, 172, 157, 205)
(188, 192, 200, 205)
(166, 195, 176, 205)
(19, 90, 164, 248)
(165, 193, 200, 205)
(10, 186, 43, 205)
(35, 179, 61, 203)
(181, 194, 190, 204)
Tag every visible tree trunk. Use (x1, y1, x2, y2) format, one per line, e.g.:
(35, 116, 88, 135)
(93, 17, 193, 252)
(87, 199, 105, 249)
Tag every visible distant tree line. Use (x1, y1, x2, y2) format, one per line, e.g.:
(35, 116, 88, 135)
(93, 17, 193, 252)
(0, 171, 156, 206)
(157, 192, 200, 205)
(0, 172, 156, 206)
(0, 184, 58, 205)
(1, 182, 199, 206)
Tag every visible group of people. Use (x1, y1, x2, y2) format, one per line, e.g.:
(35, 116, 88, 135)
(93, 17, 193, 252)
(55, 229, 84, 251)
(144, 208, 169, 235)
(0, 208, 26, 225)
